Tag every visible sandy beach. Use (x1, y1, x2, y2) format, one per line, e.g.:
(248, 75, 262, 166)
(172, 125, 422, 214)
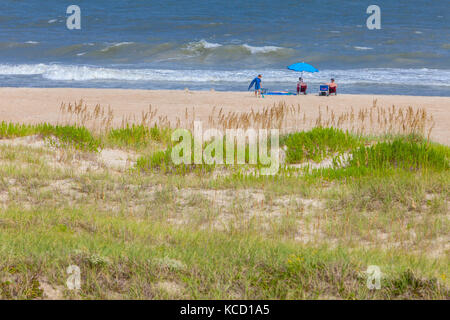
(0, 87, 448, 145)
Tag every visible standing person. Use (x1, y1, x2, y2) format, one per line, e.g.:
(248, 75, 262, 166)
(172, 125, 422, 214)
(297, 77, 307, 95)
(248, 74, 262, 97)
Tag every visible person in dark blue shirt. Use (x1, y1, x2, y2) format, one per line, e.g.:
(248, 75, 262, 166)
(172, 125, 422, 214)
(248, 74, 262, 97)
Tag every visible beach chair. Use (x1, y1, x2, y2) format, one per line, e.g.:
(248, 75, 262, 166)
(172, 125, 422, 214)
(329, 86, 337, 95)
(319, 85, 329, 96)
(297, 84, 307, 95)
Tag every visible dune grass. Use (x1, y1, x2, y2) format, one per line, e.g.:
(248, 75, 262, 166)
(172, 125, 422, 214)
(349, 138, 449, 171)
(310, 136, 450, 180)
(0, 122, 37, 138)
(0, 122, 175, 153)
(135, 127, 361, 173)
(280, 127, 362, 164)
(106, 124, 171, 149)
(0, 204, 448, 299)
(0, 122, 101, 152)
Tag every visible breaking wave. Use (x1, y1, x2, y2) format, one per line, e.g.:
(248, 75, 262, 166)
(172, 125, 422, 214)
(183, 40, 288, 55)
(0, 63, 449, 87)
(185, 40, 223, 51)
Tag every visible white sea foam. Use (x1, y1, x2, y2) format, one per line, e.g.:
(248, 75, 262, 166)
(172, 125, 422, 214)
(100, 42, 135, 52)
(0, 64, 449, 87)
(186, 40, 223, 50)
(241, 44, 283, 54)
(48, 19, 57, 24)
(354, 46, 374, 50)
(25, 41, 39, 44)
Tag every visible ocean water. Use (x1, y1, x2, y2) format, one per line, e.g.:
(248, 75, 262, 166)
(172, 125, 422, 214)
(0, 0, 449, 95)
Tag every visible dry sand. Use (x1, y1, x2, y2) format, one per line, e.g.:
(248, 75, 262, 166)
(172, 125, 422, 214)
(0, 87, 448, 145)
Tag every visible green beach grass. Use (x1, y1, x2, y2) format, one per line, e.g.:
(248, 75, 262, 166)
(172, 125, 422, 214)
(0, 122, 448, 299)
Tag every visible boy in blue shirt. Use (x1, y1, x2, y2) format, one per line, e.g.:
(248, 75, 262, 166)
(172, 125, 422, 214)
(248, 74, 262, 97)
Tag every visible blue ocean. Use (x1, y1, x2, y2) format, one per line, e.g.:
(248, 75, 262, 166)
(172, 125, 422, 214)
(0, 0, 449, 95)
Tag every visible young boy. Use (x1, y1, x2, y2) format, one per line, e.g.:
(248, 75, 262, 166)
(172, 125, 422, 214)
(248, 74, 262, 97)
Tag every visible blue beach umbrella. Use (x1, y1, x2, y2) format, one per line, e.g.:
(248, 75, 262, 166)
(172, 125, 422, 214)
(287, 62, 319, 78)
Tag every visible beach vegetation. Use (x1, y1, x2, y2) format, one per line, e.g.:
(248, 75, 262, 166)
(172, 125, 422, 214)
(0, 100, 447, 299)
(280, 127, 361, 163)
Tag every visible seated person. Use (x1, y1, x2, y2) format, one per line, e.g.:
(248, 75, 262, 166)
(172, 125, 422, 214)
(297, 77, 307, 95)
(327, 78, 337, 95)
